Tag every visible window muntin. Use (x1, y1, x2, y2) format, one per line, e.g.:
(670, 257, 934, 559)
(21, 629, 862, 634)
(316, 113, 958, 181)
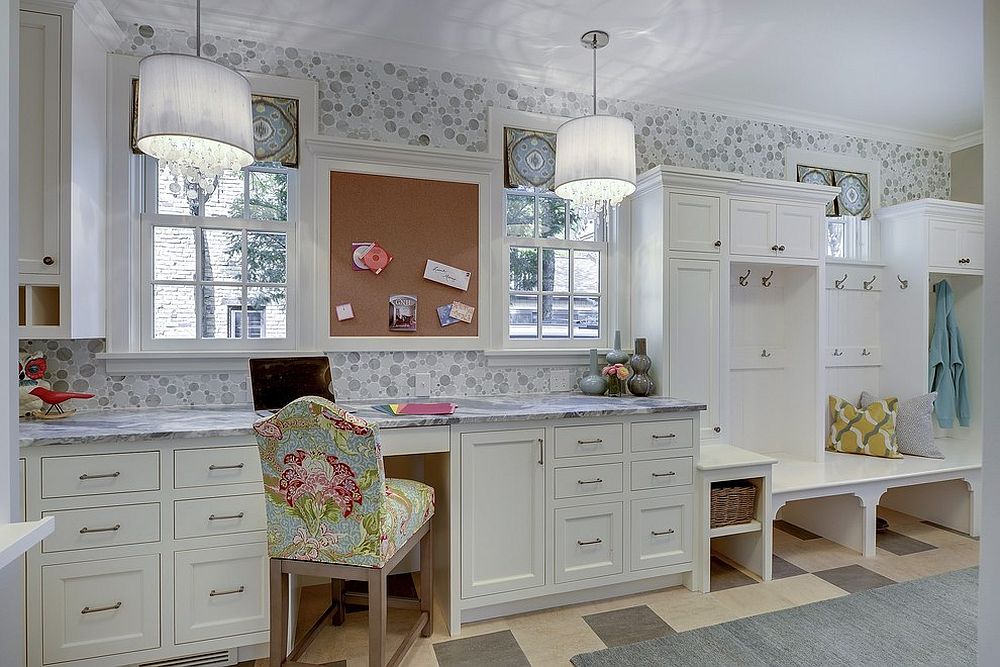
(504, 190, 606, 344)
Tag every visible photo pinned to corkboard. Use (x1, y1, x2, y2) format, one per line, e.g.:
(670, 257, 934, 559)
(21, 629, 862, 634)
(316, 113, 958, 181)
(329, 171, 480, 337)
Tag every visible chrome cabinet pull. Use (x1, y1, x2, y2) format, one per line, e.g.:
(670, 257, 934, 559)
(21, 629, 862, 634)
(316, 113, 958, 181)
(81, 602, 122, 614)
(713, 426, 721, 433)
(208, 512, 245, 521)
(79, 524, 120, 534)
(777, 244, 786, 252)
(714, 240, 722, 248)
(770, 244, 779, 252)
(651, 471, 677, 478)
(538, 438, 544, 466)
(577, 478, 603, 485)
(577, 438, 604, 445)
(208, 463, 245, 471)
(576, 538, 602, 546)
(651, 433, 676, 440)
(79, 471, 120, 480)
(651, 529, 676, 536)
(42, 255, 55, 266)
(209, 585, 245, 597)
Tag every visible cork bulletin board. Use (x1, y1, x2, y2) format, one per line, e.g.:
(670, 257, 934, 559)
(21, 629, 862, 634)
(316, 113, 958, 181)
(329, 171, 480, 337)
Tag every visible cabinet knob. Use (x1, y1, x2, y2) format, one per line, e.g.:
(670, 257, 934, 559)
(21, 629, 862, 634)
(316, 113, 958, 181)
(713, 426, 721, 433)
(771, 245, 779, 252)
(42, 256, 55, 266)
(777, 245, 786, 252)
(714, 240, 722, 247)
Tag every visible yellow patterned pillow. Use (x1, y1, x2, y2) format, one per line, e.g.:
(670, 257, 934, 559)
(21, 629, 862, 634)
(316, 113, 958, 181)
(828, 395, 902, 459)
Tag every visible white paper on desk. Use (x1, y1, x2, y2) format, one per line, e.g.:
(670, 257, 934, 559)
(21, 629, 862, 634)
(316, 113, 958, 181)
(423, 259, 471, 291)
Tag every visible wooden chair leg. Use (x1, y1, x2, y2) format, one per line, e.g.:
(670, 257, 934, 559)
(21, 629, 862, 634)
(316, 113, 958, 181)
(368, 569, 387, 667)
(269, 559, 289, 666)
(419, 527, 433, 637)
(331, 578, 346, 626)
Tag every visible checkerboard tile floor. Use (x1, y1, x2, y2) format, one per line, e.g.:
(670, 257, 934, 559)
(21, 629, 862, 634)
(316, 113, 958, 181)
(244, 508, 978, 666)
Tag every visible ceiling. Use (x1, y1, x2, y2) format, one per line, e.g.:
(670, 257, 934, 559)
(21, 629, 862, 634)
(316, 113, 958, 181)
(105, 0, 984, 149)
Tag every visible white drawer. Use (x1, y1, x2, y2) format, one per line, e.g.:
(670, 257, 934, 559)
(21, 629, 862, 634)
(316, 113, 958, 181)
(174, 494, 266, 540)
(631, 420, 694, 453)
(380, 425, 450, 456)
(42, 452, 160, 498)
(553, 423, 624, 459)
(631, 457, 694, 491)
(554, 502, 623, 584)
(42, 503, 160, 553)
(175, 543, 269, 644)
(174, 446, 263, 489)
(42, 555, 159, 663)
(631, 496, 693, 570)
(553, 463, 623, 499)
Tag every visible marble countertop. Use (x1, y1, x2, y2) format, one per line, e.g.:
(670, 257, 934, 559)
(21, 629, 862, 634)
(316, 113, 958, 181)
(19, 394, 705, 447)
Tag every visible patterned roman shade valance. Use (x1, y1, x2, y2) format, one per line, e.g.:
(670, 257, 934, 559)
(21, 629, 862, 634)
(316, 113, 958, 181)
(504, 127, 557, 191)
(796, 164, 871, 219)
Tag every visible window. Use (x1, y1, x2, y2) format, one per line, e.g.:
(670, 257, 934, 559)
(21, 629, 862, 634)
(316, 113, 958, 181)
(142, 160, 293, 347)
(504, 189, 606, 344)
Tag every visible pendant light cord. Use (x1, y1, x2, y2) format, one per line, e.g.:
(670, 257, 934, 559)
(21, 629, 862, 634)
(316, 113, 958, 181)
(195, 0, 201, 56)
(592, 33, 597, 115)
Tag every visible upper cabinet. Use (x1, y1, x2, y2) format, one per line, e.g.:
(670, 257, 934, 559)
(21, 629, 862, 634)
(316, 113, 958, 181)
(880, 199, 985, 276)
(928, 219, 984, 271)
(730, 200, 822, 260)
(668, 193, 722, 254)
(17, 3, 109, 338)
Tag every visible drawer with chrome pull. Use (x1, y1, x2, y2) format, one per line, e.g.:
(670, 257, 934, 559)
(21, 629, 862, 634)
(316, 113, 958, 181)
(41, 555, 160, 663)
(174, 446, 263, 489)
(553, 423, 624, 458)
(630, 457, 694, 491)
(554, 502, 623, 583)
(41, 451, 160, 498)
(174, 493, 266, 539)
(631, 495, 693, 570)
(42, 502, 160, 553)
(553, 463, 623, 499)
(630, 420, 695, 453)
(174, 543, 269, 643)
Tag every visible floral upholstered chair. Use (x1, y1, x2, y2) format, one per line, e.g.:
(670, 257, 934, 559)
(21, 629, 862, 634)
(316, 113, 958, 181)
(254, 396, 435, 667)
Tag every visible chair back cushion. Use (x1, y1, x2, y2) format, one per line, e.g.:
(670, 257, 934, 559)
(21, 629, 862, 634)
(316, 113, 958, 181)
(254, 396, 388, 564)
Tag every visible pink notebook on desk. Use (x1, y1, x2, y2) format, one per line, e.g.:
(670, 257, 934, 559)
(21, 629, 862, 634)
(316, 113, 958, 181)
(396, 402, 457, 415)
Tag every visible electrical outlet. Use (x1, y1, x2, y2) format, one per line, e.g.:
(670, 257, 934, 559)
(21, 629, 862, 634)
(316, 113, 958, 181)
(549, 369, 575, 392)
(414, 372, 432, 397)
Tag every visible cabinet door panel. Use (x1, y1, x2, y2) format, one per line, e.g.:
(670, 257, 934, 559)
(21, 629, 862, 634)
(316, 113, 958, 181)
(959, 225, 984, 270)
(631, 495, 693, 570)
(461, 429, 545, 598)
(668, 259, 721, 438)
(668, 193, 721, 253)
(776, 204, 821, 259)
(928, 221, 960, 269)
(19, 11, 62, 275)
(729, 200, 776, 257)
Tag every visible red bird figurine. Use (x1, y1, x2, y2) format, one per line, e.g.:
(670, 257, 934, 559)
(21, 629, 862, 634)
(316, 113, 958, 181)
(28, 387, 95, 419)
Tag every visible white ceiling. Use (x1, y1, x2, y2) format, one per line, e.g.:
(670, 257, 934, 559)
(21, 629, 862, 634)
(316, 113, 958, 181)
(106, 0, 984, 149)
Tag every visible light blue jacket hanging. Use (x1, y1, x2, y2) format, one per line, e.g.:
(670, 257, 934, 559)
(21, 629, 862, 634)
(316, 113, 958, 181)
(929, 280, 970, 428)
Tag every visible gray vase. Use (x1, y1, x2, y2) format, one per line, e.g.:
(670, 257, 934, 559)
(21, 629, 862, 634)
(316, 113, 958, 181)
(606, 330, 629, 366)
(579, 348, 608, 396)
(627, 338, 655, 397)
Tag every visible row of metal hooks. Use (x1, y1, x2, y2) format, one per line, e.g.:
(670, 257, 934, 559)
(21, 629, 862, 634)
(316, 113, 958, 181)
(737, 268, 775, 288)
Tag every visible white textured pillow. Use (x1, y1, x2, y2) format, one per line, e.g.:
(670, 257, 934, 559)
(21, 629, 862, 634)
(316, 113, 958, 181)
(860, 391, 943, 459)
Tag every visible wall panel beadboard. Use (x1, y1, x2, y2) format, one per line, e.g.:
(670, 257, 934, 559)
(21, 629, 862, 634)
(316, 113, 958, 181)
(25, 20, 952, 407)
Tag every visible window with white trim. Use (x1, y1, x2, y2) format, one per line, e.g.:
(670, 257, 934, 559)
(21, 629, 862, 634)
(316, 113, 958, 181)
(141, 159, 294, 348)
(503, 189, 607, 345)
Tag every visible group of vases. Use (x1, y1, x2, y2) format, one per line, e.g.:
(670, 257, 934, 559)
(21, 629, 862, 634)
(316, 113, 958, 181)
(578, 331, 655, 397)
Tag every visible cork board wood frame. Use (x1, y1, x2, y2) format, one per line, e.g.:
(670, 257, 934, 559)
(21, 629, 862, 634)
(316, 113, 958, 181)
(329, 171, 480, 337)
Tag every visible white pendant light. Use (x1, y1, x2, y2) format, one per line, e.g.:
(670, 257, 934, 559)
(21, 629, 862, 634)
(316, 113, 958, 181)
(136, 0, 254, 201)
(554, 31, 637, 212)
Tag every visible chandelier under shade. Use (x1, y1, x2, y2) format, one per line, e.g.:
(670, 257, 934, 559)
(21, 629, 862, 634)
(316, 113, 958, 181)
(136, 53, 255, 200)
(553, 113, 637, 210)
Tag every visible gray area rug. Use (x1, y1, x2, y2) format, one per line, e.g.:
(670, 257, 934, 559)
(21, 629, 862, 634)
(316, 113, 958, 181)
(571, 567, 978, 666)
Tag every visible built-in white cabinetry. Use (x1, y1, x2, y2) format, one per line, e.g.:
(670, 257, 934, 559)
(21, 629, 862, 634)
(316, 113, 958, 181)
(460, 429, 546, 598)
(730, 200, 821, 260)
(668, 193, 722, 253)
(928, 220, 984, 271)
(18, 2, 107, 337)
(825, 262, 884, 403)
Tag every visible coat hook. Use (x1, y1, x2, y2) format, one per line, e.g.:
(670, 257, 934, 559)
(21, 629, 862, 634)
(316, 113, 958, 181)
(897, 274, 908, 290)
(761, 349, 771, 358)
(834, 274, 848, 290)
(862, 348, 872, 357)
(863, 275, 877, 291)
(738, 268, 751, 287)
(833, 349, 844, 357)
(761, 270, 774, 288)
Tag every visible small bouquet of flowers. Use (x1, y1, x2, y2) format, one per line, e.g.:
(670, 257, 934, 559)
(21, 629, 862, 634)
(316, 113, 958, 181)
(602, 363, 631, 397)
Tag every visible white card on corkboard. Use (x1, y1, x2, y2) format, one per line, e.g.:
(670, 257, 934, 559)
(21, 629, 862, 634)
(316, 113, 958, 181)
(424, 259, 471, 291)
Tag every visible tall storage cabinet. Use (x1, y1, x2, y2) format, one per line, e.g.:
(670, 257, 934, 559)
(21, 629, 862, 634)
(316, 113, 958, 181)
(18, 1, 107, 338)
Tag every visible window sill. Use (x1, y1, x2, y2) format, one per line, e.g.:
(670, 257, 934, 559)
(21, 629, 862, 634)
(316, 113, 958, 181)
(483, 348, 607, 367)
(96, 350, 316, 375)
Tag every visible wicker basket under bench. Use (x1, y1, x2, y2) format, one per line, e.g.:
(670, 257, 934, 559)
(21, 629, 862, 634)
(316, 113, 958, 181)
(710, 481, 758, 528)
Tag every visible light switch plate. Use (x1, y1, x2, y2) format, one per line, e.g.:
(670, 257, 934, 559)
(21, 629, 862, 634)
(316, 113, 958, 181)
(549, 369, 575, 392)
(414, 372, 431, 397)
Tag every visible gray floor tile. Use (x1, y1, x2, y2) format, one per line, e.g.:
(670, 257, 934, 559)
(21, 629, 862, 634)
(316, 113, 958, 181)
(583, 604, 676, 648)
(772, 554, 808, 579)
(774, 520, 821, 540)
(877, 530, 937, 556)
(922, 520, 980, 540)
(434, 629, 530, 667)
(710, 556, 758, 591)
(813, 564, 896, 593)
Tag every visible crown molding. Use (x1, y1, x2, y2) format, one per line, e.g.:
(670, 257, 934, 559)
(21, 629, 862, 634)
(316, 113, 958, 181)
(950, 130, 984, 152)
(75, 0, 125, 52)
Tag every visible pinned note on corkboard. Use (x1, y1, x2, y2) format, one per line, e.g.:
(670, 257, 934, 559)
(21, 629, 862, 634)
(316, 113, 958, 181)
(329, 171, 480, 337)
